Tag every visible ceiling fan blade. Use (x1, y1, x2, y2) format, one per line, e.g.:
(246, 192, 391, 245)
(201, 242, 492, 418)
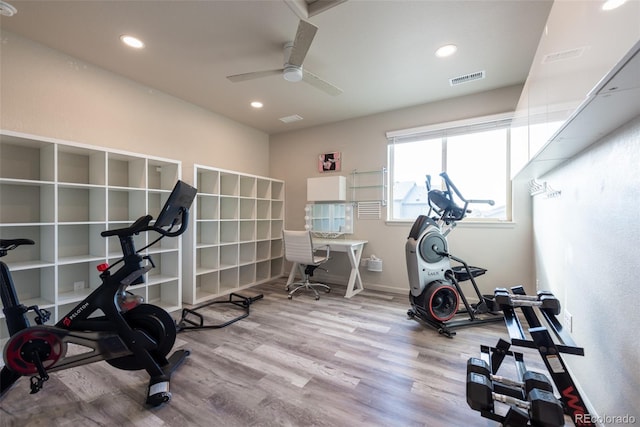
(226, 69, 283, 82)
(302, 69, 343, 96)
(287, 20, 318, 67)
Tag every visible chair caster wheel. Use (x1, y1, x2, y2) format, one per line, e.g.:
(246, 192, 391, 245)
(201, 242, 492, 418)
(315, 296, 320, 300)
(288, 295, 292, 300)
(325, 288, 331, 293)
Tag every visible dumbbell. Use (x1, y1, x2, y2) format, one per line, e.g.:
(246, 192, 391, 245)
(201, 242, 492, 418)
(467, 372, 565, 427)
(467, 357, 553, 397)
(494, 288, 561, 315)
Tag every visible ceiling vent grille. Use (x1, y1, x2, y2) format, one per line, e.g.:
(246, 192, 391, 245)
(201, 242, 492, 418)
(542, 47, 587, 64)
(279, 114, 304, 123)
(449, 70, 485, 86)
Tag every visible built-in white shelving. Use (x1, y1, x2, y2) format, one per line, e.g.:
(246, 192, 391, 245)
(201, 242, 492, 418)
(0, 130, 184, 343)
(183, 164, 284, 305)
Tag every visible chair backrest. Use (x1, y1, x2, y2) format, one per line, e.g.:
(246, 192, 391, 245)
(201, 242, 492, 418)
(282, 230, 316, 265)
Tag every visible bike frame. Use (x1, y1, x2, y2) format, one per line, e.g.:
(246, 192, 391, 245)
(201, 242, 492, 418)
(1, 180, 196, 406)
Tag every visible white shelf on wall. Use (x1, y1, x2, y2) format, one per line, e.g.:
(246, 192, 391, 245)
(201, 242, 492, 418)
(184, 164, 285, 305)
(0, 130, 184, 344)
(515, 40, 640, 181)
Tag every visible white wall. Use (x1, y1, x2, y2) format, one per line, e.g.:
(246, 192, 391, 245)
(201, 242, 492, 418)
(0, 30, 270, 183)
(270, 85, 535, 295)
(533, 116, 640, 423)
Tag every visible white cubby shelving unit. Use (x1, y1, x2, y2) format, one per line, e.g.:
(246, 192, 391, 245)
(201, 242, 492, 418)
(0, 130, 184, 344)
(184, 164, 284, 305)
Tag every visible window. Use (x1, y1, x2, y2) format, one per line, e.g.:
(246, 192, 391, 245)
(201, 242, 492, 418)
(387, 113, 512, 221)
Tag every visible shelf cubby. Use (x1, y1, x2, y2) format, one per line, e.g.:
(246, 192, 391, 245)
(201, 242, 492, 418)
(256, 240, 270, 261)
(108, 188, 147, 222)
(240, 198, 255, 219)
(197, 194, 219, 220)
(239, 242, 255, 265)
(57, 146, 106, 186)
(197, 221, 219, 245)
(239, 220, 255, 242)
(256, 220, 271, 240)
(220, 172, 239, 196)
(219, 267, 239, 292)
(197, 246, 219, 273)
(197, 170, 219, 195)
(107, 154, 146, 189)
(0, 136, 55, 182)
(219, 244, 238, 268)
(270, 239, 283, 258)
(239, 264, 255, 286)
(58, 224, 107, 262)
(146, 280, 180, 312)
(256, 199, 270, 220)
(195, 271, 219, 300)
(57, 261, 103, 305)
(58, 185, 106, 223)
(147, 160, 179, 191)
(219, 221, 239, 243)
(257, 179, 270, 199)
(256, 260, 270, 282)
(271, 200, 283, 220)
(0, 182, 55, 224)
(0, 225, 55, 267)
(6, 266, 56, 309)
(271, 220, 283, 239)
(239, 176, 256, 198)
(271, 181, 284, 200)
(220, 196, 239, 220)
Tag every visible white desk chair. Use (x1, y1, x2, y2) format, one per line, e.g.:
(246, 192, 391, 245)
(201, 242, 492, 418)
(282, 230, 331, 300)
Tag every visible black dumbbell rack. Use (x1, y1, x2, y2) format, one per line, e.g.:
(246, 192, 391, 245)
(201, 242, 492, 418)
(483, 285, 596, 426)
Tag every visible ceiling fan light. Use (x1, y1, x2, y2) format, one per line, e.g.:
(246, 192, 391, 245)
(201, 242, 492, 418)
(283, 65, 303, 82)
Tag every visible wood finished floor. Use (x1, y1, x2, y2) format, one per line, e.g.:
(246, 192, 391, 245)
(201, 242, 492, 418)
(0, 279, 560, 427)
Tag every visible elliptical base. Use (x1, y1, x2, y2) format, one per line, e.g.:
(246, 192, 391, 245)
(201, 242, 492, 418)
(408, 302, 504, 338)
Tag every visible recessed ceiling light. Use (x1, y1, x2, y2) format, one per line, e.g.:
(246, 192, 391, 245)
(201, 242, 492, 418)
(435, 44, 457, 58)
(250, 101, 263, 109)
(602, 0, 627, 10)
(0, 1, 17, 16)
(120, 35, 145, 49)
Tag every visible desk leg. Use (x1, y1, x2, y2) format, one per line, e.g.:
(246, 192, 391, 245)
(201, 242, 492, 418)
(344, 244, 365, 298)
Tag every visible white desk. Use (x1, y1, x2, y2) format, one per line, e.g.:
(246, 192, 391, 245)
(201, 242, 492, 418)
(286, 238, 368, 298)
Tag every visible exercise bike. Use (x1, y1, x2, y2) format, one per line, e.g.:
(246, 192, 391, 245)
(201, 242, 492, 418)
(0, 180, 196, 406)
(405, 172, 503, 337)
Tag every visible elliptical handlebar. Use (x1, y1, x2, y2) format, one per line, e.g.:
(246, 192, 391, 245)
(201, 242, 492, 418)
(427, 172, 495, 223)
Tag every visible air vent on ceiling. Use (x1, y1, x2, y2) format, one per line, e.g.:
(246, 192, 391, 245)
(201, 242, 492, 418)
(449, 70, 485, 86)
(279, 114, 304, 123)
(542, 47, 587, 64)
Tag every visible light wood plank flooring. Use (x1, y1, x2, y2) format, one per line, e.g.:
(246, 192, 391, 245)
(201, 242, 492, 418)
(0, 279, 560, 427)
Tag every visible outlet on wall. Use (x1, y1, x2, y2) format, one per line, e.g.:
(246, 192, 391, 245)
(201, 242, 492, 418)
(564, 311, 573, 333)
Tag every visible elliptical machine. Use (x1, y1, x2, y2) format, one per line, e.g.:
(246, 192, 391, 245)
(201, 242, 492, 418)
(406, 172, 502, 337)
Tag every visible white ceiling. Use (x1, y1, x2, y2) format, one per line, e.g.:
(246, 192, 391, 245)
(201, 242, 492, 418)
(0, 0, 553, 135)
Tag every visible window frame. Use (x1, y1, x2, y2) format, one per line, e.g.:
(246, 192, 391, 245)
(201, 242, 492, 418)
(386, 112, 513, 223)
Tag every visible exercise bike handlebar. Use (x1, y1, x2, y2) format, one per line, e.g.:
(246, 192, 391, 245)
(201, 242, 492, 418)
(100, 208, 191, 239)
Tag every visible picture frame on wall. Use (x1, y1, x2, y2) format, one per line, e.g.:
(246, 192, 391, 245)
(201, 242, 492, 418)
(319, 152, 341, 172)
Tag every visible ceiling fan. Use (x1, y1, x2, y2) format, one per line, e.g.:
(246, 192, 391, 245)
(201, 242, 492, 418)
(226, 19, 343, 96)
